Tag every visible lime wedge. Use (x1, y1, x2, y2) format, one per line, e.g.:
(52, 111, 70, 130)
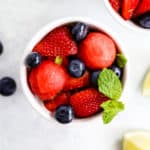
(143, 70, 150, 96)
(123, 131, 150, 150)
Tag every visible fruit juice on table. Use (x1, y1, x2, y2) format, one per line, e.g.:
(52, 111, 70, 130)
(109, 0, 150, 29)
(25, 22, 127, 124)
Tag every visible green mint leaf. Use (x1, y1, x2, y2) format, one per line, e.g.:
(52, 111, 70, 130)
(116, 54, 127, 68)
(55, 56, 63, 65)
(98, 69, 122, 100)
(101, 100, 124, 124)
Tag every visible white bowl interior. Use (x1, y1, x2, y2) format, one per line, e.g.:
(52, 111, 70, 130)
(20, 17, 127, 123)
(104, 0, 150, 34)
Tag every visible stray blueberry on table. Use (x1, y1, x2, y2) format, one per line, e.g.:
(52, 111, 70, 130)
(0, 77, 17, 96)
(0, 41, 3, 55)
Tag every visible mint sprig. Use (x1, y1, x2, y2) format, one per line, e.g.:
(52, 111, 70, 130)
(101, 100, 124, 124)
(98, 69, 122, 100)
(116, 54, 127, 68)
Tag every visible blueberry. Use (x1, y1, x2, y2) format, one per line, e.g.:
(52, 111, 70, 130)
(91, 70, 101, 87)
(55, 105, 74, 124)
(68, 59, 86, 78)
(25, 52, 41, 68)
(0, 77, 16, 96)
(137, 12, 150, 28)
(71, 22, 89, 42)
(110, 64, 123, 79)
(0, 42, 3, 55)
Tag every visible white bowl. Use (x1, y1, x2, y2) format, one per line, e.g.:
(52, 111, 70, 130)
(20, 17, 127, 123)
(104, 0, 150, 34)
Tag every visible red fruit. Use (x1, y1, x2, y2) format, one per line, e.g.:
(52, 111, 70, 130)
(122, 0, 139, 20)
(64, 71, 90, 91)
(109, 0, 121, 12)
(29, 69, 53, 100)
(79, 32, 116, 70)
(29, 68, 39, 94)
(134, 0, 150, 16)
(29, 60, 67, 100)
(44, 92, 70, 112)
(37, 60, 67, 96)
(70, 88, 108, 117)
(33, 26, 78, 57)
(62, 57, 69, 67)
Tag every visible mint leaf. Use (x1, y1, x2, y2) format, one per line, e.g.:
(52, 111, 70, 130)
(116, 54, 127, 68)
(55, 56, 63, 65)
(98, 69, 122, 100)
(101, 100, 124, 124)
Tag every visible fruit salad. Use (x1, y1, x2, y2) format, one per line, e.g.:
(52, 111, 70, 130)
(25, 22, 127, 124)
(109, 0, 150, 29)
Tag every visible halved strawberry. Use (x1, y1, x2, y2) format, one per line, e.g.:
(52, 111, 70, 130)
(28, 68, 39, 94)
(79, 32, 116, 69)
(29, 60, 67, 100)
(109, 0, 121, 12)
(29, 69, 53, 100)
(70, 88, 108, 117)
(33, 26, 78, 57)
(134, 0, 150, 16)
(122, 0, 140, 20)
(37, 60, 67, 96)
(44, 92, 70, 112)
(64, 71, 90, 91)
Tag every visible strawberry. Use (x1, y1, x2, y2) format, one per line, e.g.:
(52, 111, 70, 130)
(79, 32, 116, 70)
(62, 57, 69, 67)
(109, 0, 121, 12)
(44, 92, 70, 112)
(29, 60, 67, 100)
(70, 88, 108, 117)
(64, 71, 90, 91)
(122, 0, 139, 20)
(134, 0, 150, 16)
(29, 68, 39, 94)
(29, 68, 54, 100)
(33, 26, 78, 57)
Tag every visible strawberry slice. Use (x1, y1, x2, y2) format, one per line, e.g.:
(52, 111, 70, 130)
(33, 26, 78, 57)
(29, 69, 54, 100)
(122, 0, 140, 20)
(109, 0, 121, 12)
(29, 60, 67, 100)
(70, 88, 108, 117)
(44, 92, 70, 112)
(64, 71, 90, 91)
(79, 32, 116, 69)
(134, 0, 150, 16)
(36, 60, 67, 96)
(28, 68, 39, 94)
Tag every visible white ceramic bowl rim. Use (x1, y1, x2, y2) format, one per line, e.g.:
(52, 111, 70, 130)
(104, 0, 150, 34)
(20, 16, 127, 123)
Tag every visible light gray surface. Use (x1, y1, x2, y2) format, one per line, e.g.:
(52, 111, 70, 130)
(0, 0, 150, 150)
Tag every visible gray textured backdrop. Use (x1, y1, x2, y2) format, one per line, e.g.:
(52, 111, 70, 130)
(0, 0, 150, 150)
